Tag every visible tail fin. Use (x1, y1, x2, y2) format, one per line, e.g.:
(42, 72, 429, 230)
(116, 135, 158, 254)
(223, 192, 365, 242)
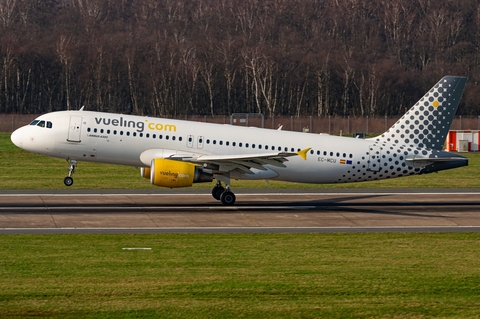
(372, 76, 467, 150)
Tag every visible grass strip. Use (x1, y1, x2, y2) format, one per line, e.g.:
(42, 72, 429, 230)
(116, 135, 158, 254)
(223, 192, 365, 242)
(1, 233, 480, 318)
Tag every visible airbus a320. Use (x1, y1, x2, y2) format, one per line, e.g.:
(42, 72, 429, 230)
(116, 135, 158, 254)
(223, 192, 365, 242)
(11, 76, 468, 205)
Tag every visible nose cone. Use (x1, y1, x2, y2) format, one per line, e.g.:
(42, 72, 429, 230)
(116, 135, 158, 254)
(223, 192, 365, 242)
(11, 129, 23, 148)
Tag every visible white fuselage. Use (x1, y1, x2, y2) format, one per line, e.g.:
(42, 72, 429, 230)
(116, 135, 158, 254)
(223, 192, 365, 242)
(12, 110, 389, 184)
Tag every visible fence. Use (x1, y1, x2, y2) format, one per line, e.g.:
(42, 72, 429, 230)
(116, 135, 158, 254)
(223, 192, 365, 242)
(3, 113, 480, 136)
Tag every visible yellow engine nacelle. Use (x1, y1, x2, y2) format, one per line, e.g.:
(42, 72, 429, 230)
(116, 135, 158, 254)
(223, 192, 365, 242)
(151, 158, 195, 188)
(140, 167, 151, 179)
(148, 158, 212, 188)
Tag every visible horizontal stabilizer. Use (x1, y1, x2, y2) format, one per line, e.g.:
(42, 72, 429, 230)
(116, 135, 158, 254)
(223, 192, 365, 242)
(406, 156, 468, 168)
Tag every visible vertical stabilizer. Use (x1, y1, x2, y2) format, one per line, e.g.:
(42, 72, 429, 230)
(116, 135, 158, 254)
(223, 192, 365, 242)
(372, 76, 467, 150)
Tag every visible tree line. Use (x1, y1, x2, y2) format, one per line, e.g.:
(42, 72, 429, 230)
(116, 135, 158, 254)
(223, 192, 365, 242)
(1, 0, 480, 117)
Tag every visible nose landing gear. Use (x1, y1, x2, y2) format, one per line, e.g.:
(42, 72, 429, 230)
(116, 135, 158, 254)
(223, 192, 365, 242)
(64, 159, 77, 187)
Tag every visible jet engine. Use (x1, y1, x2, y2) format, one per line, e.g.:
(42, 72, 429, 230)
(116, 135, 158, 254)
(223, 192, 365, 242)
(140, 167, 151, 179)
(145, 158, 212, 188)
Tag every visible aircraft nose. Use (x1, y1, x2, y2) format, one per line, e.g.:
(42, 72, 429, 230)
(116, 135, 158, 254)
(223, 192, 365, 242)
(10, 129, 23, 148)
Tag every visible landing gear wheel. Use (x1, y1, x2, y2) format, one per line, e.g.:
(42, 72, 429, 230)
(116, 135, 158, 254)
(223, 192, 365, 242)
(64, 159, 77, 187)
(64, 176, 74, 187)
(220, 191, 236, 206)
(212, 185, 225, 200)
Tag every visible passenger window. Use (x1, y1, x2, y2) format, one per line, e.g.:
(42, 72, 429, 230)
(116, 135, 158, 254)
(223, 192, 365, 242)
(232, 142, 236, 146)
(172, 136, 176, 141)
(126, 132, 130, 136)
(87, 128, 91, 132)
(245, 143, 249, 148)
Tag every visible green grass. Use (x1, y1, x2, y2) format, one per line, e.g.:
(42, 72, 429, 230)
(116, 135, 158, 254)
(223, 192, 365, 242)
(2, 132, 480, 317)
(1, 132, 479, 190)
(1, 233, 480, 318)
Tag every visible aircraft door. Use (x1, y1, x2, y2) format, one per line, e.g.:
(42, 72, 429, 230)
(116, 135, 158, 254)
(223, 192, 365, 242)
(187, 135, 194, 148)
(67, 116, 82, 142)
(368, 145, 381, 171)
(197, 136, 204, 149)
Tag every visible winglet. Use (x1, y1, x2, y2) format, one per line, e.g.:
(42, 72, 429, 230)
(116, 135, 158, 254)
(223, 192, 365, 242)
(296, 148, 311, 160)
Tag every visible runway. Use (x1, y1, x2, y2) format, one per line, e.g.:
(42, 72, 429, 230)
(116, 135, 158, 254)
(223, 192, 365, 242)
(1, 189, 480, 234)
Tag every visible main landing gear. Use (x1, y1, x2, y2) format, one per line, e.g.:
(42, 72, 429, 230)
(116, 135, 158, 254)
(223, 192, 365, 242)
(211, 180, 236, 205)
(64, 159, 77, 187)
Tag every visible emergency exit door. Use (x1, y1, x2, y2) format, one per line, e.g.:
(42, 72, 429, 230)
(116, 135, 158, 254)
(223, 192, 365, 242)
(368, 145, 381, 171)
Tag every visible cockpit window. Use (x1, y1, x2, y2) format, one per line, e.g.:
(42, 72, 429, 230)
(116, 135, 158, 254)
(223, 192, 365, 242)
(29, 120, 52, 128)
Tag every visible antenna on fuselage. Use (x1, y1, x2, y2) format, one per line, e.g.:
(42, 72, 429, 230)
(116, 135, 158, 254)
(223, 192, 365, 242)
(79, 105, 85, 111)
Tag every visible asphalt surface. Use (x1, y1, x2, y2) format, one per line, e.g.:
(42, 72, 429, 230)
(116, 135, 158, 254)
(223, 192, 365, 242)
(1, 189, 480, 234)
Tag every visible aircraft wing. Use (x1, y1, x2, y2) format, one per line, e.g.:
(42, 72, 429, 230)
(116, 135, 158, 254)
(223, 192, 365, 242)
(140, 148, 311, 174)
(182, 148, 310, 173)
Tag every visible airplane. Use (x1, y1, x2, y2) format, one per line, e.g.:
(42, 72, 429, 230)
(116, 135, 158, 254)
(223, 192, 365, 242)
(11, 76, 468, 205)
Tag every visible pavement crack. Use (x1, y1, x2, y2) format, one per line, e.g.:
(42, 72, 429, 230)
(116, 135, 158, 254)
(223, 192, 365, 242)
(40, 196, 59, 228)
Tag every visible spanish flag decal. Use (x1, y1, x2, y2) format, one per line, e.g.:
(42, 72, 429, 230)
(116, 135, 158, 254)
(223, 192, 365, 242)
(340, 159, 352, 165)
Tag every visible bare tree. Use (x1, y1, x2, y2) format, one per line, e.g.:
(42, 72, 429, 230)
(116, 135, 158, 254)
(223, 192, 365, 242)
(0, 0, 17, 29)
(56, 34, 74, 110)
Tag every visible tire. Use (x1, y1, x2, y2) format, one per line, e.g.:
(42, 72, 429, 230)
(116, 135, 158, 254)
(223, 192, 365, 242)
(220, 191, 236, 205)
(64, 176, 74, 187)
(212, 186, 225, 200)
